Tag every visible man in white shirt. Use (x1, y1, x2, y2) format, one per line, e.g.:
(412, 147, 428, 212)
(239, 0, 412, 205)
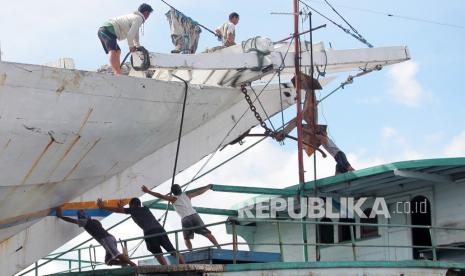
(215, 12, 240, 47)
(142, 184, 221, 250)
(97, 4, 153, 74)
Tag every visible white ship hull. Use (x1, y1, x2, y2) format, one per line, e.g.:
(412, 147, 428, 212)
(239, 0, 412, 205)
(0, 61, 296, 275)
(0, 41, 411, 275)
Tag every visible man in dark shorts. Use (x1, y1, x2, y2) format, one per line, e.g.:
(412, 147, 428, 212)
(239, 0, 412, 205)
(97, 198, 185, 265)
(97, 3, 153, 74)
(56, 208, 136, 267)
(142, 184, 221, 250)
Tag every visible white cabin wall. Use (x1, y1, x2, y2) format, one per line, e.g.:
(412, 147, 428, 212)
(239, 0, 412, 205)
(385, 198, 412, 260)
(249, 221, 319, 262)
(433, 181, 465, 245)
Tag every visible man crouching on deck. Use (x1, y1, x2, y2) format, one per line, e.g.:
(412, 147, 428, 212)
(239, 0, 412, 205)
(56, 208, 136, 267)
(142, 184, 221, 251)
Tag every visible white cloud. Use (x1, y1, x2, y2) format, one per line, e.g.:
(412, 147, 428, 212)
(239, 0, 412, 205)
(347, 153, 386, 170)
(402, 149, 425, 160)
(444, 131, 465, 157)
(381, 126, 398, 139)
(387, 60, 428, 107)
(381, 126, 407, 147)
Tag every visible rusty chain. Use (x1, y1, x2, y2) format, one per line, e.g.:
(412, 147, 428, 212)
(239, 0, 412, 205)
(239, 84, 327, 158)
(240, 84, 279, 140)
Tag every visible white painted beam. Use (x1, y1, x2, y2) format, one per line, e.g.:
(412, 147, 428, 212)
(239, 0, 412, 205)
(132, 46, 410, 72)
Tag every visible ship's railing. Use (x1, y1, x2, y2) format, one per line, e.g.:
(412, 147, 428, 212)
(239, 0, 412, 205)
(20, 218, 465, 275)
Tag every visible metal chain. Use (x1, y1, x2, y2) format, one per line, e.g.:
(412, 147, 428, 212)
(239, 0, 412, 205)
(240, 84, 278, 139)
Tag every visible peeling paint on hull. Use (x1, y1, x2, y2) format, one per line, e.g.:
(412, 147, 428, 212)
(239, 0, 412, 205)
(0, 60, 296, 276)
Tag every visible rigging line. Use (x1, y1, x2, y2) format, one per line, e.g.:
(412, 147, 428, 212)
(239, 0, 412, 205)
(185, 74, 277, 182)
(161, 74, 189, 228)
(309, 0, 465, 30)
(188, 116, 300, 185)
(159, 114, 304, 224)
(278, 71, 285, 140)
(158, 72, 282, 222)
(315, 48, 327, 79)
(298, 0, 373, 48)
(323, 0, 369, 43)
(318, 64, 382, 104)
(249, 86, 277, 132)
(169, 75, 189, 188)
(157, 39, 296, 222)
(156, 136, 271, 223)
(128, 239, 144, 257)
(159, 0, 218, 36)
(319, 100, 336, 143)
(158, 72, 285, 223)
(306, 7, 313, 77)
(183, 38, 295, 187)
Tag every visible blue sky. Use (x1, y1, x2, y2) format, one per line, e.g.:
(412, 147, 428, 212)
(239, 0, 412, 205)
(2, 0, 465, 273)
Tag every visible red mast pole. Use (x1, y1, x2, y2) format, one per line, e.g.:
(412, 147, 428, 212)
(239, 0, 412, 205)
(293, 0, 309, 262)
(293, 0, 305, 186)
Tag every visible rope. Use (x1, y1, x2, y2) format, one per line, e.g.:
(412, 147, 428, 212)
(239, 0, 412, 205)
(159, 0, 218, 36)
(128, 239, 144, 257)
(130, 46, 151, 71)
(308, 0, 465, 30)
(249, 86, 277, 132)
(120, 52, 131, 68)
(323, 0, 372, 47)
(318, 64, 382, 104)
(278, 71, 285, 143)
(156, 37, 295, 222)
(298, 0, 373, 48)
(161, 74, 189, 227)
(241, 36, 272, 72)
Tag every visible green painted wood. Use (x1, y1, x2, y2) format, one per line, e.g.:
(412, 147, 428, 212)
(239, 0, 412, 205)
(223, 260, 465, 271)
(143, 201, 238, 216)
(42, 257, 102, 264)
(211, 184, 298, 196)
(51, 260, 465, 275)
(51, 267, 135, 276)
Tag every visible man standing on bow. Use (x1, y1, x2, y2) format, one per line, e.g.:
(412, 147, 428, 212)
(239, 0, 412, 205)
(97, 3, 153, 74)
(215, 12, 240, 47)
